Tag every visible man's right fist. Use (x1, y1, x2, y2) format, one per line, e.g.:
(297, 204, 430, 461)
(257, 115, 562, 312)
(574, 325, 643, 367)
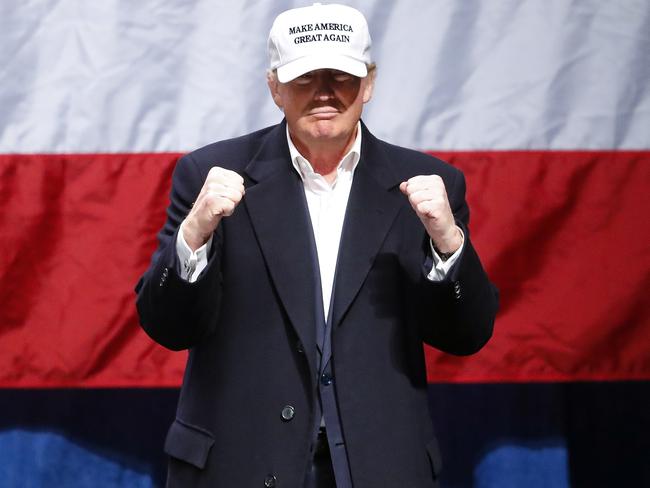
(182, 167, 245, 250)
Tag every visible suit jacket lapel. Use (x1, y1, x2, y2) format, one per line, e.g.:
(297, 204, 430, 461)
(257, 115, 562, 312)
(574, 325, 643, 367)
(330, 124, 404, 329)
(243, 121, 404, 358)
(243, 122, 320, 376)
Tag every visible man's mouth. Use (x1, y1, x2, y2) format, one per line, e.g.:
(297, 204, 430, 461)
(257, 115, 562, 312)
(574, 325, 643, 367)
(308, 106, 340, 119)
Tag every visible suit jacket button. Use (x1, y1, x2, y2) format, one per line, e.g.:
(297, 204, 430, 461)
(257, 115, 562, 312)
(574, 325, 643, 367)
(296, 341, 304, 354)
(320, 372, 333, 386)
(281, 405, 295, 421)
(264, 474, 277, 487)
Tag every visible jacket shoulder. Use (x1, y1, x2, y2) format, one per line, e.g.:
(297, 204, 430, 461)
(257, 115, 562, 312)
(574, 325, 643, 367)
(183, 124, 280, 172)
(367, 132, 461, 185)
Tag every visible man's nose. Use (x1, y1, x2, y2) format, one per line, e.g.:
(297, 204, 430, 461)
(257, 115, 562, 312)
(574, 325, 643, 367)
(314, 72, 335, 100)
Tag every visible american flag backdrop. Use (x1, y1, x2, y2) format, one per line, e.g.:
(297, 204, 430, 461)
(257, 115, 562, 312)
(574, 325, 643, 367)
(1, 1, 648, 486)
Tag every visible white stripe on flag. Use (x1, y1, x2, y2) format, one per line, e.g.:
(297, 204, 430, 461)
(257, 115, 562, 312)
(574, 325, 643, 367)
(1, 0, 648, 152)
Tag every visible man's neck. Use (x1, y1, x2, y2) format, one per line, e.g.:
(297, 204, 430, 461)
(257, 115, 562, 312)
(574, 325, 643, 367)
(290, 126, 358, 183)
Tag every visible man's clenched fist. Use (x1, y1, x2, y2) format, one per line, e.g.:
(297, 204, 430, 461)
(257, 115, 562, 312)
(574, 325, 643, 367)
(399, 175, 463, 254)
(182, 167, 245, 250)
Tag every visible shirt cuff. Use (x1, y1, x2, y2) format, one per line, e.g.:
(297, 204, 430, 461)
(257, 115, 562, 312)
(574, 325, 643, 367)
(176, 221, 212, 283)
(426, 226, 465, 282)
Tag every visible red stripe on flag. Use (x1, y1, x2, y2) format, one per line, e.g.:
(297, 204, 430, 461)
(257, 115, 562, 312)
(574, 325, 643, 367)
(427, 150, 650, 382)
(0, 153, 184, 388)
(0, 151, 648, 387)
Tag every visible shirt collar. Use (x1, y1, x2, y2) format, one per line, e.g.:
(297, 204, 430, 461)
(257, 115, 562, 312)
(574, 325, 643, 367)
(286, 121, 362, 182)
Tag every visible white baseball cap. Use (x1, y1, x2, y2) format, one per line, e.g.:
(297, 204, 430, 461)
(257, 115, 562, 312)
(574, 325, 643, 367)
(268, 3, 372, 83)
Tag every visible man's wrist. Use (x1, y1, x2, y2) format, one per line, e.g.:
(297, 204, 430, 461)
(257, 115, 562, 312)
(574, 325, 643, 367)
(181, 219, 213, 252)
(432, 225, 463, 254)
(433, 247, 455, 262)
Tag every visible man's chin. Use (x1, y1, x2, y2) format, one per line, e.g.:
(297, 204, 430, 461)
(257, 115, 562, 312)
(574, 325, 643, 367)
(305, 121, 343, 139)
(290, 119, 354, 146)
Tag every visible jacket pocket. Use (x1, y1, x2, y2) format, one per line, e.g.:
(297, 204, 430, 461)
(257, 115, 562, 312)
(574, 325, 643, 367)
(426, 438, 443, 479)
(164, 419, 215, 469)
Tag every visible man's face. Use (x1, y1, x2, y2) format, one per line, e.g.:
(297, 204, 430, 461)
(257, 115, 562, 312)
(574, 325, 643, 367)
(268, 68, 374, 149)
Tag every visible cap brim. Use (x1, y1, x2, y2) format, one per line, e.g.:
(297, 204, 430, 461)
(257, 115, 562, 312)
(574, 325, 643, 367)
(276, 54, 368, 83)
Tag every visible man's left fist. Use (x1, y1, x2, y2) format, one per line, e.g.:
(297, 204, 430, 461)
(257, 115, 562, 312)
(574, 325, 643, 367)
(400, 175, 463, 254)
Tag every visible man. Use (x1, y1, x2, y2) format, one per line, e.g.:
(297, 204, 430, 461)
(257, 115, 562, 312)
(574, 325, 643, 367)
(136, 4, 498, 487)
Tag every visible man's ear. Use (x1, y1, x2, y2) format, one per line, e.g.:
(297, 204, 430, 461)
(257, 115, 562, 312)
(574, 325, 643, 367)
(362, 71, 375, 104)
(267, 71, 284, 110)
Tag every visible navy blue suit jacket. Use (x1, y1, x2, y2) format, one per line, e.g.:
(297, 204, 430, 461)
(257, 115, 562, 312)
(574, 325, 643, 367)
(136, 120, 498, 487)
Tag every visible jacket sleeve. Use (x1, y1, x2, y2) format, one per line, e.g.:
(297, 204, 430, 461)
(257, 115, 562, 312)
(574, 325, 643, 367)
(135, 153, 224, 351)
(419, 168, 499, 355)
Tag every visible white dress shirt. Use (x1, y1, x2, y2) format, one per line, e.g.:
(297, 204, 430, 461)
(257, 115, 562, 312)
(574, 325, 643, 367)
(176, 122, 463, 319)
